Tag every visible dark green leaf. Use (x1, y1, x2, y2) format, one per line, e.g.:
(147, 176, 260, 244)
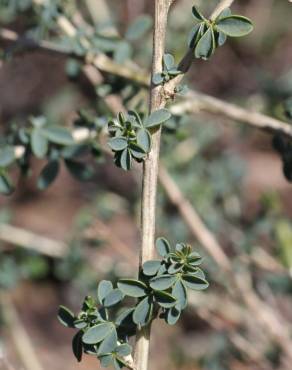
(166, 306, 181, 325)
(72, 331, 83, 362)
(144, 109, 171, 128)
(42, 126, 74, 145)
(115, 308, 135, 329)
(195, 26, 215, 59)
(82, 322, 113, 344)
(113, 358, 124, 370)
(154, 290, 177, 308)
(182, 274, 209, 290)
(65, 160, 94, 181)
(97, 328, 118, 355)
(103, 289, 124, 307)
(31, 128, 48, 158)
(172, 280, 187, 310)
(168, 263, 183, 274)
(57, 305, 75, 327)
(150, 275, 177, 290)
(125, 15, 153, 41)
(129, 143, 146, 160)
(133, 296, 153, 326)
(98, 280, 113, 304)
(192, 5, 205, 21)
(115, 343, 132, 357)
(108, 137, 128, 151)
(118, 279, 147, 297)
(142, 260, 161, 276)
(156, 237, 170, 257)
(137, 129, 151, 153)
(119, 149, 132, 171)
(216, 16, 253, 37)
(37, 160, 60, 190)
(188, 24, 202, 48)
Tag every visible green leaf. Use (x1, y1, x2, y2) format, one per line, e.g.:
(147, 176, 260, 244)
(217, 8, 232, 20)
(127, 110, 143, 127)
(57, 305, 75, 327)
(113, 358, 124, 370)
(98, 280, 113, 304)
(0, 146, 15, 167)
(133, 296, 153, 326)
(97, 328, 118, 355)
(195, 26, 215, 59)
(129, 143, 146, 160)
(82, 322, 113, 344)
(103, 289, 124, 307)
(37, 160, 60, 190)
(150, 275, 177, 290)
(163, 53, 175, 70)
(166, 306, 181, 325)
(0, 173, 14, 195)
(144, 109, 171, 128)
(154, 290, 177, 308)
(217, 31, 227, 46)
(72, 331, 83, 362)
(125, 15, 153, 41)
(100, 354, 114, 367)
(188, 23, 204, 49)
(152, 73, 164, 85)
(142, 260, 161, 276)
(168, 263, 183, 274)
(182, 274, 209, 290)
(114, 41, 132, 64)
(137, 129, 152, 153)
(65, 160, 94, 181)
(31, 128, 48, 158)
(192, 5, 205, 21)
(74, 319, 87, 329)
(172, 280, 187, 310)
(115, 343, 132, 357)
(215, 16, 253, 37)
(118, 279, 147, 297)
(115, 308, 135, 329)
(108, 137, 128, 151)
(119, 149, 132, 171)
(156, 237, 170, 257)
(42, 126, 74, 145)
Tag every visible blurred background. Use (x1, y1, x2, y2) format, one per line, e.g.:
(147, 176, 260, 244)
(1, 0, 292, 369)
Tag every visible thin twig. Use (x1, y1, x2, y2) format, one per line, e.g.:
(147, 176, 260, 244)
(134, 2, 172, 369)
(1, 28, 292, 139)
(0, 292, 44, 370)
(210, 0, 236, 21)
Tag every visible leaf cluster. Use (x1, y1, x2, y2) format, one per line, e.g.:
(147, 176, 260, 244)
(58, 237, 208, 368)
(152, 53, 181, 86)
(108, 109, 171, 171)
(188, 6, 253, 60)
(0, 113, 104, 194)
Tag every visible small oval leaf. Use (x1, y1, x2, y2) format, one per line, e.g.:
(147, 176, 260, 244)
(215, 15, 253, 37)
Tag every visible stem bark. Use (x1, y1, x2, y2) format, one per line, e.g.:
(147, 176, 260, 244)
(133, 1, 172, 369)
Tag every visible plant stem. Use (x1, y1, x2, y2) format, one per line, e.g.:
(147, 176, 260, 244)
(133, 1, 172, 369)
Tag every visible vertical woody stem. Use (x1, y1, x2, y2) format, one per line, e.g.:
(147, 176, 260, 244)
(133, 1, 172, 370)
